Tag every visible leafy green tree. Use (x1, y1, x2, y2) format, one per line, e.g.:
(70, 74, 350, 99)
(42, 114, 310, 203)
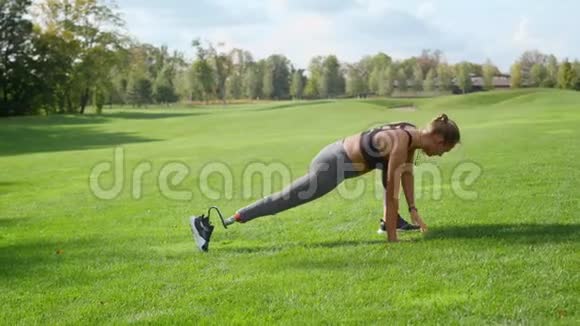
(290, 70, 304, 99)
(32, 29, 80, 113)
(412, 64, 423, 91)
(417, 49, 442, 76)
(371, 52, 392, 71)
(423, 68, 436, 92)
(262, 55, 290, 99)
(190, 40, 215, 103)
(209, 45, 232, 103)
(186, 68, 203, 101)
(35, 0, 125, 114)
(148, 45, 168, 81)
(354, 55, 372, 94)
(243, 64, 261, 99)
(227, 48, 253, 99)
(303, 78, 318, 98)
(345, 64, 365, 97)
(93, 85, 105, 113)
(368, 53, 392, 95)
(225, 74, 243, 100)
(124, 46, 151, 104)
(368, 53, 391, 94)
(519, 50, 547, 84)
(396, 68, 408, 92)
(0, 0, 37, 115)
(543, 55, 558, 87)
(304, 56, 322, 98)
(154, 64, 178, 104)
(482, 59, 496, 90)
(319, 55, 342, 98)
(369, 67, 381, 94)
(229, 49, 254, 75)
(437, 63, 453, 91)
(530, 63, 546, 87)
(510, 62, 522, 88)
(573, 61, 580, 90)
(378, 66, 395, 96)
(191, 59, 214, 102)
(105, 48, 132, 105)
(398, 57, 418, 80)
(456, 62, 472, 93)
(127, 76, 152, 107)
(318, 71, 329, 98)
(363, 53, 392, 93)
(557, 60, 575, 89)
(262, 63, 274, 99)
(190, 40, 232, 103)
(174, 69, 191, 101)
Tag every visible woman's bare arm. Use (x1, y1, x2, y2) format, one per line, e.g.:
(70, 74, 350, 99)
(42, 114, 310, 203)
(383, 137, 408, 242)
(401, 149, 416, 211)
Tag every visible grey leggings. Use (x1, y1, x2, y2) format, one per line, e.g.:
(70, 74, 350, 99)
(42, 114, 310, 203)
(237, 141, 361, 223)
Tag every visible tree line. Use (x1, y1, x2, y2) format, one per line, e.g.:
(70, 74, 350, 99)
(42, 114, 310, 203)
(2, 0, 580, 116)
(509, 51, 580, 89)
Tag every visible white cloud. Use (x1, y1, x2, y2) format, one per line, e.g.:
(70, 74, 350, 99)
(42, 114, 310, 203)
(417, 2, 435, 19)
(194, 12, 339, 68)
(355, 0, 392, 16)
(266, 0, 290, 16)
(513, 17, 535, 48)
(263, 14, 339, 63)
(511, 16, 568, 60)
(116, 0, 580, 72)
(118, 1, 466, 67)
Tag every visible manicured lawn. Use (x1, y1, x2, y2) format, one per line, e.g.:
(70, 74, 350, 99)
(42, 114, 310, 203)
(1, 89, 578, 324)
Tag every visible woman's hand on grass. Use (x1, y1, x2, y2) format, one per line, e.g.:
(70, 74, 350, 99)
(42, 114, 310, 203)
(411, 210, 428, 233)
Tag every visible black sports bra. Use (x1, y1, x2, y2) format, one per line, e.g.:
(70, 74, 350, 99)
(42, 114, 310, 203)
(359, 122, 416, 171)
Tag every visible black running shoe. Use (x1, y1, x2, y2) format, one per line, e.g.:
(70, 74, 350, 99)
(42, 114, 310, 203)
(189, 215, 214, 252)
(398, 221, 421, 231)
(377, 214, 420, 234)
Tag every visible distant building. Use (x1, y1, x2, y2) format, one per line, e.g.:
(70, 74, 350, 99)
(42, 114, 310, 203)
(471, 74, 511, 88)
(452, 74, 511, 94)
(391, 74, 512, 94)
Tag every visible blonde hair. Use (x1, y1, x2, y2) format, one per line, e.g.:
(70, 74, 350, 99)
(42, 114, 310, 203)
(428, 114, 460, 145)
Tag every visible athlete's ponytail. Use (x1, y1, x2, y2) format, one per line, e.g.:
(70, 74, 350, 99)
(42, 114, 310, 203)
(428, 113, 460, 145)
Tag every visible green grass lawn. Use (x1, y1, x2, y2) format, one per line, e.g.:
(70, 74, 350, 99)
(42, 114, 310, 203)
(1, 89, 578, 324)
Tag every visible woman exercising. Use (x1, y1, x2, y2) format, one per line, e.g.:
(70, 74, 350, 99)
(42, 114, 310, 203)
(191, 114, 460, 251)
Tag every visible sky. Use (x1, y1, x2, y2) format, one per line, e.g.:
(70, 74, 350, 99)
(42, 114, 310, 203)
(116, 0, 580, 72)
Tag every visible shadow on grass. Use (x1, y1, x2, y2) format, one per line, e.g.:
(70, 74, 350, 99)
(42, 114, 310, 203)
(218, 239, 386, 254)
(425, 223, 580, 244)
(0, 217, 31, 227)
(361, 99, 416, 108)
(105, 111, 209, 120)
(0, 126, 159, 156)
(0, 182, 32, 195)
(252, 100, 332, 112)
(0, 237, 103, 278)
(0, 110, 218, 156)
(0, 182, 21, 189)
(0, 111, 207, 125)
(306, 239, 386, 249)
(219, 223, 579, 254)
(0, 114, 110, 125)
(0, 236, 157, 280)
